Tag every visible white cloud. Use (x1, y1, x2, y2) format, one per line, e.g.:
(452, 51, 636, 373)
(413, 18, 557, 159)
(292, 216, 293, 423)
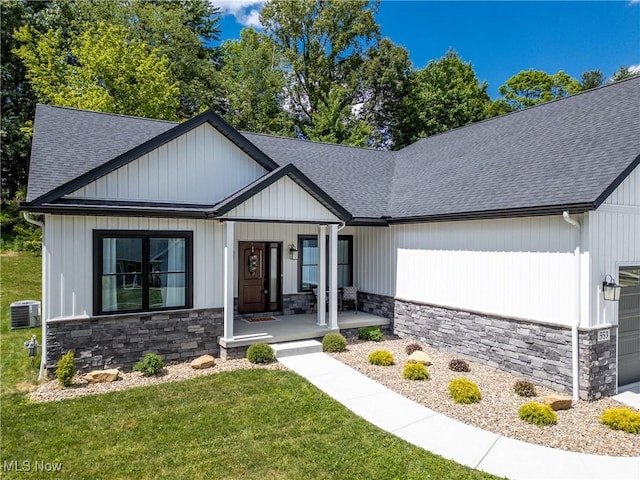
(215, 1, 266, 28)
(629, 64, 640, 74)
(629, 0, 640, 4)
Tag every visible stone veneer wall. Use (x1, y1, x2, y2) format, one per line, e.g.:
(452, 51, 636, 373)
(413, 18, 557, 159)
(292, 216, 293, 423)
(282, 293, 314, 315)
(358, 292, 395, 320)
(47, 308, 223, 374)
(394, 299, 617, 401)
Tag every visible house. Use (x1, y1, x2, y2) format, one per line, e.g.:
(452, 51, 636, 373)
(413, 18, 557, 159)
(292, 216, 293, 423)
(22, 77, 640, 401)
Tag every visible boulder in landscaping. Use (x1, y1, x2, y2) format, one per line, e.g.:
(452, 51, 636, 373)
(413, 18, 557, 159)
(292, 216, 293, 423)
(543, 394, 572, 411)
(191, 355, 216, 369)
(407, 350, 432, 365)
(85, 369, 120, 383)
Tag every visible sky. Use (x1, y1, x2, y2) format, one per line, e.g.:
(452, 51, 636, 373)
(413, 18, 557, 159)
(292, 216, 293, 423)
(214, 0, 640, 98)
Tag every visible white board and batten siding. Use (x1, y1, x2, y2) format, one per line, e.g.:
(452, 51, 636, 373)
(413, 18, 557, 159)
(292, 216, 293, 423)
(351, 226, 397, 297)
(221, 176, 340, 223)
(43, 215, 224, 321)
(590, 165, 640, 326)
(65, 123, 266, 204)
(391, 216, 588, 328)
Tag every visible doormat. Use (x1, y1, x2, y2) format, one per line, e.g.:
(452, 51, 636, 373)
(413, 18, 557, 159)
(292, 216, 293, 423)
(245, 316, 277, 322)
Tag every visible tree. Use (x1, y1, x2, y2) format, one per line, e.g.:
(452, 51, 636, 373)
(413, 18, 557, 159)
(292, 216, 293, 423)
(219, 29, 293, 135)
(611, 66, 639, 82)
(579, 70, 605, 91)
(412, 49, 491, 138)
(498, 69, 581, 110)
(261, 0, 379, 144)
(14, 22, 179, 119)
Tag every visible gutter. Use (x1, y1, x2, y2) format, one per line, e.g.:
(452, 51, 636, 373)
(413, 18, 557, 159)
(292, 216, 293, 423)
(23, 212, 47, 381)
(562, 211, 581, 402)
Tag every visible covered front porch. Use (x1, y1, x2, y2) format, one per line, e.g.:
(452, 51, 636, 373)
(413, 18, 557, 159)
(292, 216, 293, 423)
(218, 311, 391, 354)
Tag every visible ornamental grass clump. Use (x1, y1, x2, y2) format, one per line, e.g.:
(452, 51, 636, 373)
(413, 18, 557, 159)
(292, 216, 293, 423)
(358, 326, 382, 342)
(405, 343, 423, 355)
(513, 380, 537, 397)
(518, 402, 557, 426)
(322, 333, 347, 352)
(599, 407, 640, 434)
(246, 343, 274, 364)
(368, 350, 394, 366)
(448, 378, 481, 404)
(403, 362, 429, 380)
(134, 353, 165, 376)
(448, 358, 470, 372)
(56, 351, 76, 388)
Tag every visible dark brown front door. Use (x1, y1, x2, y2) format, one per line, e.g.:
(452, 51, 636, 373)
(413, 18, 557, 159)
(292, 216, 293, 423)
(238, 242, 281, 314)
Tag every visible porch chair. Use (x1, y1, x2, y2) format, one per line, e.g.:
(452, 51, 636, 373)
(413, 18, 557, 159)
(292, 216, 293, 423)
(311, 288, 342, 313)
(341, 286, 358, 313)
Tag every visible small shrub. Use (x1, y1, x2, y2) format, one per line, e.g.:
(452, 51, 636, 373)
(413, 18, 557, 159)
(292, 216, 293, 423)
(405, 343, 423, 355)
(519, 402, 557, 426)
(448, 378, 482, 404)
(448, 358, 470, 372)
(600, 407, 640, 434)
(358, 326, 382, 342)
(56, 351, 76, 388)
(322, 333, 347, 352)
(514, 380, 537, 397)
(368, 350, 394, 366)
(134, 353, 165, 376)
(403, 362, 429, 380)
(246, 343, 274, 364)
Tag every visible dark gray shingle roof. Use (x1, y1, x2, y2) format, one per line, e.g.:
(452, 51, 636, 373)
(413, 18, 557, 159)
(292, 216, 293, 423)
(25, 77, 640, 221)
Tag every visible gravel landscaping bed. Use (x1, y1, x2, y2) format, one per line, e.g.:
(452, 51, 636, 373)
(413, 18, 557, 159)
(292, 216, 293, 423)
(328, 336, 640, 457)
(29, 358, 285, 403)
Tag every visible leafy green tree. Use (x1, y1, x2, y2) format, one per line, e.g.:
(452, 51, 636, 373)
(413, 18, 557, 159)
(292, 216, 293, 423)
(498, 69, 581, 110)
(611, 66, 638, 82)
(261, 0, 379, 144)
(579, 70, 605, 90)
(14, 22, 179, 119)
(220, 29, 293, 135)
(412, 49, 491, 138)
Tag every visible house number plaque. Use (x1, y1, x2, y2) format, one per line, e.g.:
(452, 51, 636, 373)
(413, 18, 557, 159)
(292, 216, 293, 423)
(597, 329, 610, 343)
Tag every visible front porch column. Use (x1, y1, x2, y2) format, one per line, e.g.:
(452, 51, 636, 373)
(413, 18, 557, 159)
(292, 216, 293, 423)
(328, 223, 339, 330)
(317, 225, 326, 326)
(223, 221, 235, 341)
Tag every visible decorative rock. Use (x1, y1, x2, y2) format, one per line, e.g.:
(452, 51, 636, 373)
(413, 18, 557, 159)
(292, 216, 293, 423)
(85, 369, 120, 383)
(543, 394, 572, 411)
(190, 355, 216, 369)
(407, 350, 432, 366)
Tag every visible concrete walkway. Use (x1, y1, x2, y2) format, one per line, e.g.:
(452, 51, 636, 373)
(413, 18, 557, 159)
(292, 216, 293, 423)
(278, 352, 639, 480)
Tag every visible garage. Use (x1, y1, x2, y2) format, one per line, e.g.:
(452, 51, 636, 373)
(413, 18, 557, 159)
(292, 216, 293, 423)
(618, 266, 640, 386)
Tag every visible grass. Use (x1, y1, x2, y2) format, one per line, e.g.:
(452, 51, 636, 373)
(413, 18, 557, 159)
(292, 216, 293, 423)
(0, 252, 42, 396)
(1, 370, 499, 479)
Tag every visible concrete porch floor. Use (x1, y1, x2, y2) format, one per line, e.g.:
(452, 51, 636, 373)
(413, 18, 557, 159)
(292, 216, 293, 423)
(219, 311, 390, 348)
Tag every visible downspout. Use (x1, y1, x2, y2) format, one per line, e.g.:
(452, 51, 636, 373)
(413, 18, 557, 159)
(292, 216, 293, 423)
(23, 212, 47, 381)
(562, 211, 581, 402)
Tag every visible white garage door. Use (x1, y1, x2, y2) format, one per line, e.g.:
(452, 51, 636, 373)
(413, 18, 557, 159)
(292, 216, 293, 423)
(618, 266, 640, 386)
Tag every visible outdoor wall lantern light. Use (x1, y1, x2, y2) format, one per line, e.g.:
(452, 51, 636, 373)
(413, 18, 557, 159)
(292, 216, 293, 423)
(602, 275, 621, 301)
(289, 244, 298, 260)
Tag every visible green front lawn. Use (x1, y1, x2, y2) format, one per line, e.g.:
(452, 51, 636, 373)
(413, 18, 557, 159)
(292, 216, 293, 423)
(1, 369, 498, 479)
(0, 252, 42, 395)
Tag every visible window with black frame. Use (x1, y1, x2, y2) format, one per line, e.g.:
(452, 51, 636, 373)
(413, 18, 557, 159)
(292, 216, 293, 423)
(298, 235, 353, 291)
(94, 231, 193, 315)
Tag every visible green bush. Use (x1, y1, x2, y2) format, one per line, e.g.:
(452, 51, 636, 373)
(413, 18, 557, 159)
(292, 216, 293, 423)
(56, 351, 76, 388)
(514, 380, 537, 397)
(405, 343, 423, 355)
(368, 350, 394, 366)
(322, 333, 347, 352)
(247, 343, 275, 364)
(403, 362, 429, 380)
(134, 353, 165, 376)
(448, 358, 470, 372)
(599, 407, 640, 434)
(448, 378, 482, 404)
(518, 402, 557, 426)
(358, 326, 382, 342)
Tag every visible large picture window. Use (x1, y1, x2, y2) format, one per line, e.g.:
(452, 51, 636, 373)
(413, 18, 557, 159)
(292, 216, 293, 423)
(93, 231, 193, 315)
(298, 235, 353, 291)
